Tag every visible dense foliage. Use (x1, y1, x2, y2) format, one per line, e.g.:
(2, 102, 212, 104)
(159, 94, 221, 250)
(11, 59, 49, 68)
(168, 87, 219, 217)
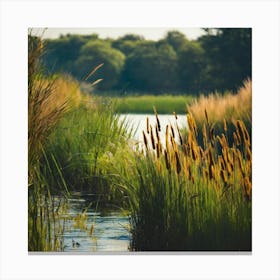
(43, 28, 251, 95)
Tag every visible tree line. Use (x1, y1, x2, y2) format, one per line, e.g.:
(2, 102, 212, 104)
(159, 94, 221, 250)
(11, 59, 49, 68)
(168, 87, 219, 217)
(42, 28, 251, 95)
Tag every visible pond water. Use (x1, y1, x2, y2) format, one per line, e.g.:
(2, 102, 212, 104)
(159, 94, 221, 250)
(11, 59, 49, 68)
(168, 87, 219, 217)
(119, 113, 187, 142)
(61, 196, 131, 252)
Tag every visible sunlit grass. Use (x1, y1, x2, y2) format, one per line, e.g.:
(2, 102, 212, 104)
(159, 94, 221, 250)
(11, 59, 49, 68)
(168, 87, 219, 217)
(118, 108, 252, 251)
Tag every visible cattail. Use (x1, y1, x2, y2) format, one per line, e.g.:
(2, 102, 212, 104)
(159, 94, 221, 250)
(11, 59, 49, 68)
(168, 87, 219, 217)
(153, 106, 161, 131)
(233, 132, 241, 146)
(146, 116, 150, 134)
(237, 151, 245, 177)
(175, 151, 181, 174)
(150, 125, 155, 150)
(208, 149, 214, 166)
(244, 176, 252, 199)
(170, 135, 177, 151)
(236, 120, 246, 144)
(226, 161, 233, 175)
(204, 108, 209, 125)
(143, 131, 148, 150)
(208, 164, 214, 180)
(246, 146, 252, 161)
(170, 125, 175, 138)
(156, 143, 160, 158)
(223, 118, 227, 132)
(199, 147, 204, 160)
(241, 121, 250, 145)
(220, 169, 227, 184)
(203, 169, 208, 180)
(209, 126, 215, 143)
(155, 125, 160, 142)
(183, 143, 188, 156)
(164, 150, 170, 170)
(220, 157, 226, 171)
(173, 111, 178, 120)
(211, 165, 216, 181)
(176, 124, 183, 145)
(191, 141, 197, 161)
(202, 123, 207, 147)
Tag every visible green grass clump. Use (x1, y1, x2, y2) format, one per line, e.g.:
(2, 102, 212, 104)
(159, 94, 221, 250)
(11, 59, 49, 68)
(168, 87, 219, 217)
(114, 95, 193, 114)
(44, 100, 134, 205)
(28, 35, 74, 251)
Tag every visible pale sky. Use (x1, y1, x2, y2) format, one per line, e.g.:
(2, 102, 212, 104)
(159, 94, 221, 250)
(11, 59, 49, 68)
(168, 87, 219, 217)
(31, 27, 205, 41)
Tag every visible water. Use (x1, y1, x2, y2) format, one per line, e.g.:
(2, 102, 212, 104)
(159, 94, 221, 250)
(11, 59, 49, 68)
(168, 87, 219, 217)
(61, 196, 131, 252)
(119, 113, 187, 143)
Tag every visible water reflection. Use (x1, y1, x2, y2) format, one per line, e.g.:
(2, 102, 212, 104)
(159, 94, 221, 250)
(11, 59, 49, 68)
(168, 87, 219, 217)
(62, 196, 131, 252)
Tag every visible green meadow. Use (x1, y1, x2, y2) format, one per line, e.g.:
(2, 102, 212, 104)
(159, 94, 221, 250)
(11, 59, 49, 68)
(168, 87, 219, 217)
(114, 95, 194, 114)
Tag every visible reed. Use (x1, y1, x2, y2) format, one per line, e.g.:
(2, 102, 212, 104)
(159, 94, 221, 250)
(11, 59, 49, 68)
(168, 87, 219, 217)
(121, 108, 252, 251)
(43, 100, 134, 205)
(28, 35, 77, 251)
(183, 80, 252, 147)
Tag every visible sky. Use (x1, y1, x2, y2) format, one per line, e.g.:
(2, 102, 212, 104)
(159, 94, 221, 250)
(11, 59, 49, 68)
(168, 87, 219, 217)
(31, 27, 205, 41)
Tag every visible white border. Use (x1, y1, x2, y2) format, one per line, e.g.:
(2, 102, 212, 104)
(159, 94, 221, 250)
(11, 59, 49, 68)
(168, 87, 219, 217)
(1, 1, 279, 279)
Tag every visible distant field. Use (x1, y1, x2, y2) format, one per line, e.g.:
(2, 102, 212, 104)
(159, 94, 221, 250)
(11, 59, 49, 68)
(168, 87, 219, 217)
(114, 95, 194, 114)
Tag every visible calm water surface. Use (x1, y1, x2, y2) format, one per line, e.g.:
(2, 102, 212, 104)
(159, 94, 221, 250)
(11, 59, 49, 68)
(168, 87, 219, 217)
(120, 113, 186, 142)
(61, 196, 130, 252)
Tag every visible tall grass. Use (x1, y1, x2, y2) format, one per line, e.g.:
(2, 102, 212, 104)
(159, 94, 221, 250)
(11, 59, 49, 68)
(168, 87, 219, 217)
(121, 109, 252, 251)
(28, 35, 79, 251)
(43, 100, 134, 206)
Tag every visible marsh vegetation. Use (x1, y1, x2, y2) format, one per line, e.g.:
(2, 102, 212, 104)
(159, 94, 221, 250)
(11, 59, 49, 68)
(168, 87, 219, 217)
(28, 29, 252, 252)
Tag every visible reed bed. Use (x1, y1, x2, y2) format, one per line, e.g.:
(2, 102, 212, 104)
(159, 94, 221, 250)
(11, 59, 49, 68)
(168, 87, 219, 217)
(28, 35, 79, 251)
(44, 100, 134, 205)
(188, 79, 251, 124)
(122, 108, 252, 251)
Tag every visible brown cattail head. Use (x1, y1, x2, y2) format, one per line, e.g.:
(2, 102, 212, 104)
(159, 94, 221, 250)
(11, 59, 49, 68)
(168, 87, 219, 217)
(164, 150, 170, 171)
(170, 125, 175, 138)
(204, 109, 209, 126)
(220, 169, 227, 184)
(150, 125, 156, 150)
(175, 151, 181, 174)
(155, 125, 160, 142)
(176, 123, 183, 145)
(223, 118, 227, 132)
(153, 106, 161, 132)
(173, 111, 178, 120)
(156, 142, 160, 158)
(244, 176, 252, 200)
(233, 132, 241, 146)
(146, 116, 150, 134)
(143, 131, 148, 150)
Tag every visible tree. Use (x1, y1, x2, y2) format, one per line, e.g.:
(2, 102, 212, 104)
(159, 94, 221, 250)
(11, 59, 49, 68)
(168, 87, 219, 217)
(122, 42, 178, 92)
(177, 41, 205, 93)
(74, 40, 125, 90)
(199, 28, 252, 92)
(164, 30, 189, 52)
(112, 34, 145, 56)
(43, 34, 98, 74)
